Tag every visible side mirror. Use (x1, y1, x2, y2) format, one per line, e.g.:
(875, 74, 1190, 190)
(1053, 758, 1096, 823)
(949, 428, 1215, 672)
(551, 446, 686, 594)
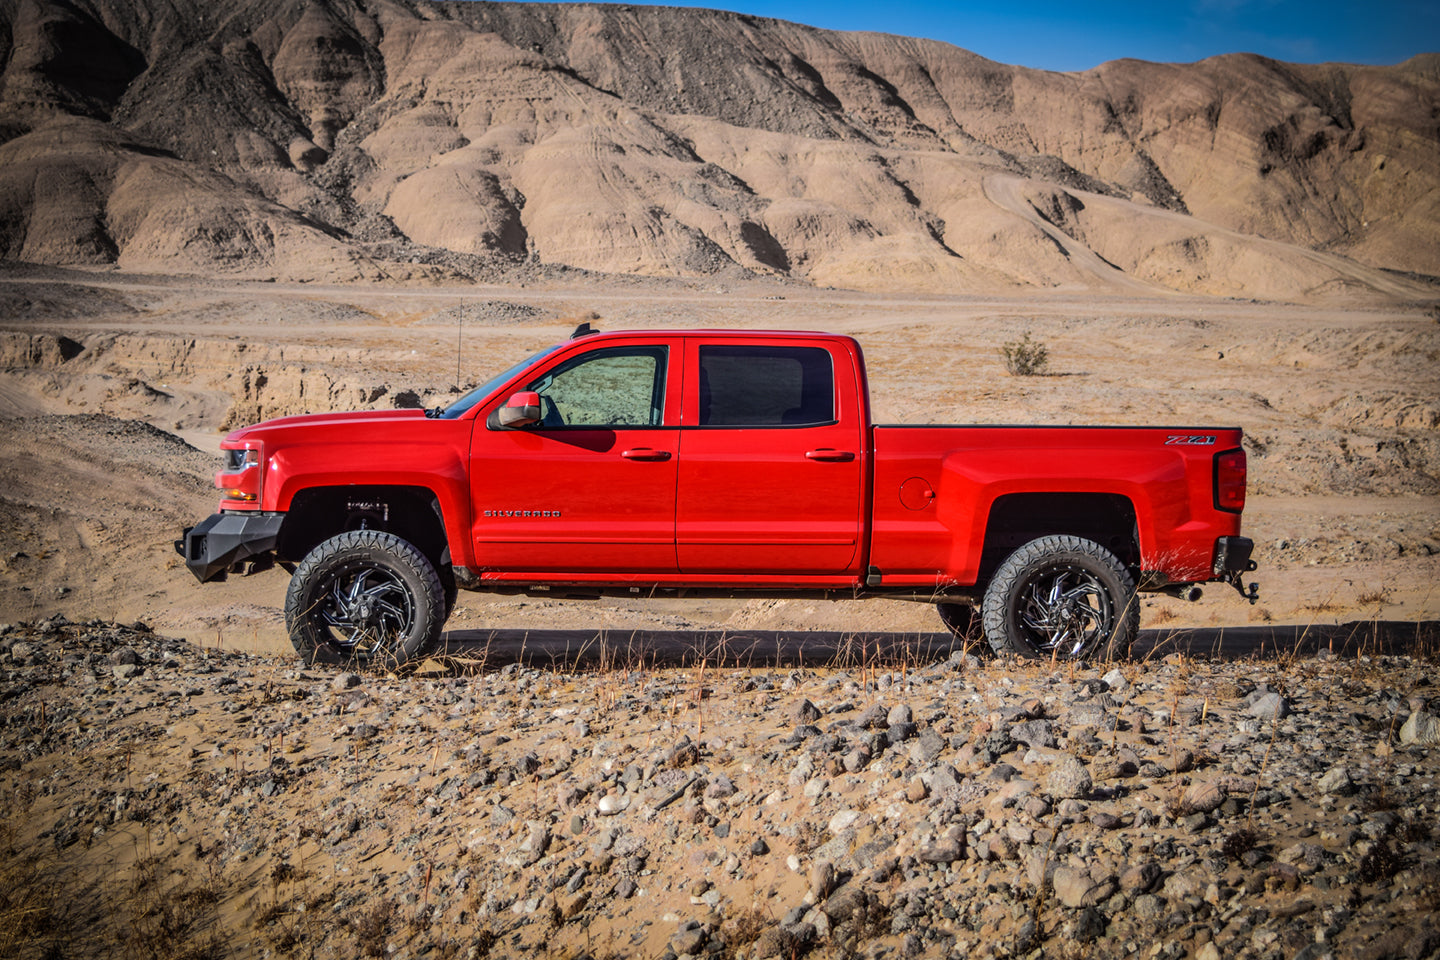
(497, 391, 542, 428)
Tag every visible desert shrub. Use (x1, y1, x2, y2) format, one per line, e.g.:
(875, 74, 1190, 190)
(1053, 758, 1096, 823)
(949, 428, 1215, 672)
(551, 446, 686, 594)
(351, 899, 396, 958)
(1358, 840, 1403, 884)
(1001, 333, 1050, 376)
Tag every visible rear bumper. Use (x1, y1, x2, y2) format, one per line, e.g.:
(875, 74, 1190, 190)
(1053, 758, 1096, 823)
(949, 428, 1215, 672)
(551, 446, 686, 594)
(175, 512, 285, 583)
(1212, 536, 1256, 577)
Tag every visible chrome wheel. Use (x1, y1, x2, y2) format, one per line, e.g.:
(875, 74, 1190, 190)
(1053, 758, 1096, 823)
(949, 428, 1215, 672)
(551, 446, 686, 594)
(1014, 565, 1112, 658)
(982, 535, 1139, 661)
(312, 561, 416, 656)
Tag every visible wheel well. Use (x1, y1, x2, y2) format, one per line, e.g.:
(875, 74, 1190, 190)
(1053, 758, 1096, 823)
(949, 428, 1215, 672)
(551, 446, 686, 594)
(978, 493, 1138, 584)
(278, 486, 451, 572)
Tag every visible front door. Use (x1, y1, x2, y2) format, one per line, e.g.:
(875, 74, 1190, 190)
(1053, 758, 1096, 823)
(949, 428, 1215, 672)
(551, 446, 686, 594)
(676, 340, 864, 574)
(469, 342, 679, 574)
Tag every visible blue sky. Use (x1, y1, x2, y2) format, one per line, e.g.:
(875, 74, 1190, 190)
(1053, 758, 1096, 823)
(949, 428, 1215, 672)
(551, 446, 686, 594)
(563, 1, 1437, 72)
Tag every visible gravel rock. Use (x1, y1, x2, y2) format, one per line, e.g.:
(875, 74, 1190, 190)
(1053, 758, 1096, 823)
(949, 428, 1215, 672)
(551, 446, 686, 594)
(1399, 709, 1439, 746)
(1052, 866, 1116, 908)
(597, 794, 628, 816)
(1181, 780, 1225, 814)
(1247, 691, 1291, 720)
(808, 860, 837, 900)
(1046, 755, 1093, 800)
(1120, 861, 1162, 894)
(1317, 765, 1356, 796)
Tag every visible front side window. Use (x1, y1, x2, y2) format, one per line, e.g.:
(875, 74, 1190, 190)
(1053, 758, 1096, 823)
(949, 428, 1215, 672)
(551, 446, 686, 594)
(527, 346, 667, 428)
(698, 345, 834, 426)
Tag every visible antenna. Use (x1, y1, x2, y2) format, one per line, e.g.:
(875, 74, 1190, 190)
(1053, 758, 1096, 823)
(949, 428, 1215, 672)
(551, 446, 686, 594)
(455, 312, 463, 390)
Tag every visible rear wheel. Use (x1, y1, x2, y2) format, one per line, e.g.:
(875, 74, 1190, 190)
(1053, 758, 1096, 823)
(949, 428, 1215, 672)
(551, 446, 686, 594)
(284, 530, 446, 666)
(981, 535, 1138, 661)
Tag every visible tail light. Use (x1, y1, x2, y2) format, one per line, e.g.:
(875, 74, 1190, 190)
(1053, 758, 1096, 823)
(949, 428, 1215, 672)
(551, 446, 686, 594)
(1214, 448, 1247, 513)
(217, 443, 263, 505)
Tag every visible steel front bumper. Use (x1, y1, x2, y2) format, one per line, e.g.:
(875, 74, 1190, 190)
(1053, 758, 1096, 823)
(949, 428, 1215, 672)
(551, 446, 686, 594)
(175, 512, 285, 583)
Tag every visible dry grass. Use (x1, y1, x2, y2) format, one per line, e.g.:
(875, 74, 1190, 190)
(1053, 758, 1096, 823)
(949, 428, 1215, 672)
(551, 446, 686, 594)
(0, 823, 76, 959)
(720, 903, 773, 949)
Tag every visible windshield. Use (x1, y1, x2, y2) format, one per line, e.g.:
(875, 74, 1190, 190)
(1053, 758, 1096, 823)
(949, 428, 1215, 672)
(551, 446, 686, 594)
(438, 344, 562, 419)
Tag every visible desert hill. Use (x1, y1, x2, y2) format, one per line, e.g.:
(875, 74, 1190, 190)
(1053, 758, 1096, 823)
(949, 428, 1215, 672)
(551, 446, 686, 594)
(0, 0, 1437, 297)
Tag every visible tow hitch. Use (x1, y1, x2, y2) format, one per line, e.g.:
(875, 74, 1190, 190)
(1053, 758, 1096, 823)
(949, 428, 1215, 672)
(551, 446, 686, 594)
(1214, 536, 1259, 604)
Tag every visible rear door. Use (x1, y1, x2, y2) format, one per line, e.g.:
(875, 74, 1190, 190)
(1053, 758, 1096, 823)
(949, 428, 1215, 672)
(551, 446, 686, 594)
(676, 337, 865, 574)
(469, 339, 680, 573)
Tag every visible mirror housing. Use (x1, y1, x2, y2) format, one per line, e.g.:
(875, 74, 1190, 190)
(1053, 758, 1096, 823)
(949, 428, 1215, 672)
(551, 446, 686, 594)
(497, 391, 542, 428)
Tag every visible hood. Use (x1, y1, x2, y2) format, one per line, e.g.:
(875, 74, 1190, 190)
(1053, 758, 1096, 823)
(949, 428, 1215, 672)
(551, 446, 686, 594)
(224, 408, 427, 442)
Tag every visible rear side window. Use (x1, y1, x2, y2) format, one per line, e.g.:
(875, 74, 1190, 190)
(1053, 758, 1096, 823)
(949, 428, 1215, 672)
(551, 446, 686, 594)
(698, 345, 834, 426)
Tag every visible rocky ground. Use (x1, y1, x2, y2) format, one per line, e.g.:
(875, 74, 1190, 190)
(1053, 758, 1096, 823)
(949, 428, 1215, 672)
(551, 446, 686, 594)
(3, 616, 1438, 960)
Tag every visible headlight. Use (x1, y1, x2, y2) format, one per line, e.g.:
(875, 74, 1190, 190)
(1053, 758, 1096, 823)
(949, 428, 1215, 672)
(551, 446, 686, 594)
(216, 443, 263, 504)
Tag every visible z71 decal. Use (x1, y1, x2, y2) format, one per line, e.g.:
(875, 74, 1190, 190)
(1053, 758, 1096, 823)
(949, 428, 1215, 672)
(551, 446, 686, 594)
(1165, 435, 1217, 445)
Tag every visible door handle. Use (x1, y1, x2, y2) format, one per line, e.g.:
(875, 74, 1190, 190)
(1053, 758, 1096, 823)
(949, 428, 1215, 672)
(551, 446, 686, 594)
(622, 448, 672, 461)
(805, 449, 855, 462)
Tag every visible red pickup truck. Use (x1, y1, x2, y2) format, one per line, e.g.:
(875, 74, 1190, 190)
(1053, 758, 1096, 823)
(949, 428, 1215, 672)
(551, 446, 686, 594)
(178, 326, 1256, 665)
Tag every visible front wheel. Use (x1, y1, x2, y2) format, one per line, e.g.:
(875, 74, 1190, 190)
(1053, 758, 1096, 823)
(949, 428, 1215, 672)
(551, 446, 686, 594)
(981, 535, 1138, 661)
(284, 530, 446, 666)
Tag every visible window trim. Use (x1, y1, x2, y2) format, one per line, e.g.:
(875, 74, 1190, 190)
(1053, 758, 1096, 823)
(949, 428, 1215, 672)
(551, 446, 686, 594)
(694, 343, 838, 429)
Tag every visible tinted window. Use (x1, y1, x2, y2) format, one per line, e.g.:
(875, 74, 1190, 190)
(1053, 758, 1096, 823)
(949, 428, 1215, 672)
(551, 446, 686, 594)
(527, 346, 667, 427)
(698, 345, 834, 426)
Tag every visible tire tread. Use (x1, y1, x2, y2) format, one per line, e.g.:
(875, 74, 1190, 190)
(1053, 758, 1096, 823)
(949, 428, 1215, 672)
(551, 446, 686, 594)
(284, 530, 446, 666)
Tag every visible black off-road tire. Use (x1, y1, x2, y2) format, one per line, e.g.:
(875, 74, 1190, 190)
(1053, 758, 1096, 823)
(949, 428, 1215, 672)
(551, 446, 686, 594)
(981, 535, 1139, 661)
(284, 530, 446, 667)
